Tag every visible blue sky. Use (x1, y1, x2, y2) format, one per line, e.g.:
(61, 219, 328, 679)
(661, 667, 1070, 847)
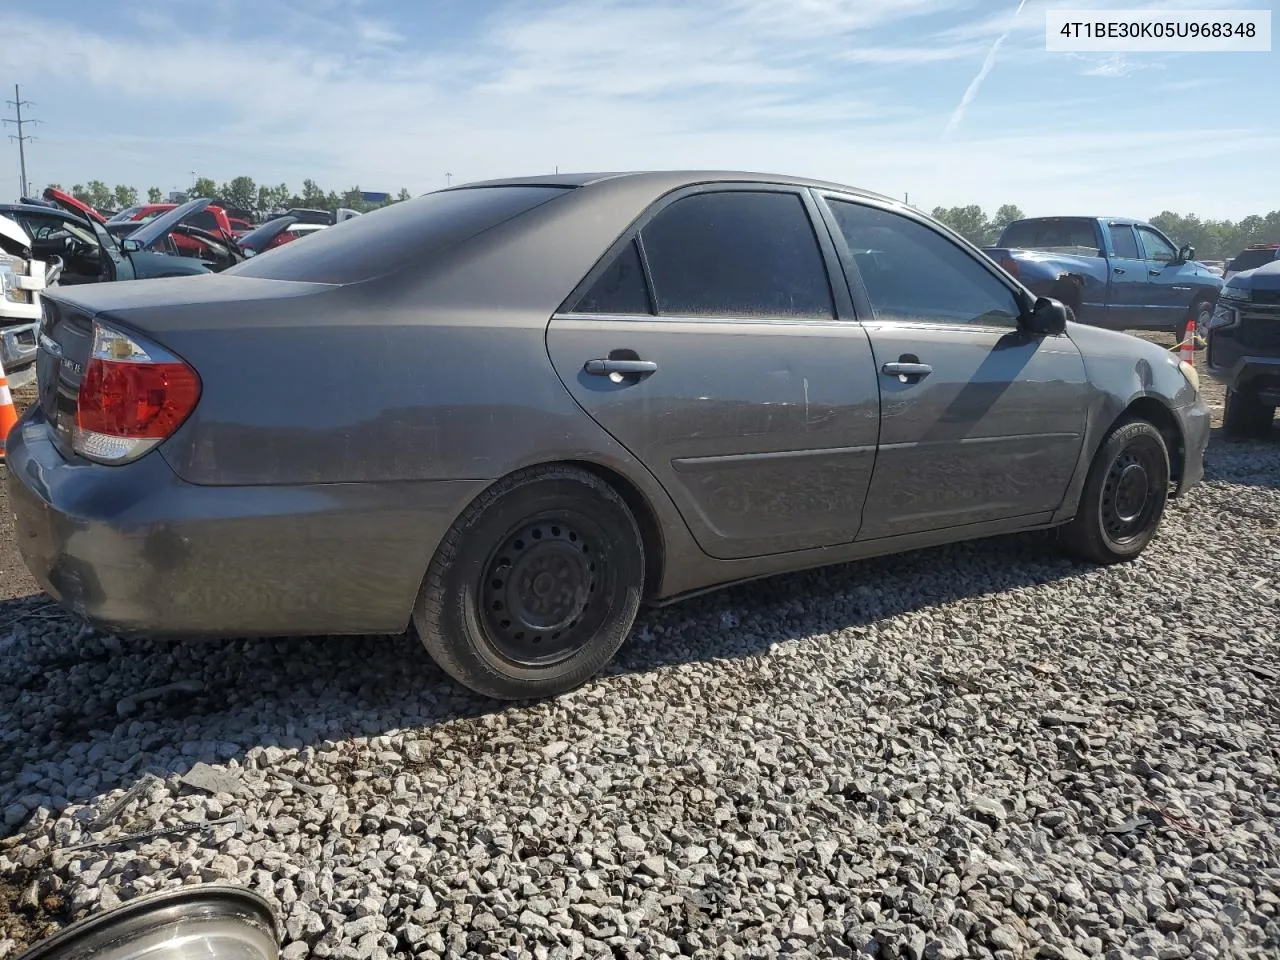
(4, 0, 1277, 218)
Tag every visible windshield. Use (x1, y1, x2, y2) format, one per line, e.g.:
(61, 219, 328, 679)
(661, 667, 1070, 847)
(226, 186, 571, 284)
(12, 212, 98, 246)
(999, 218, 1102, 255)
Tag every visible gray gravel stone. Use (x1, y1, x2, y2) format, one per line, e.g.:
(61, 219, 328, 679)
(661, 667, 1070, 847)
(1, 433, 1278, 959)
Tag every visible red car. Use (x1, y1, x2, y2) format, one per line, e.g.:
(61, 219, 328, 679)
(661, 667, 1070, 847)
(106, 203, 247, 256)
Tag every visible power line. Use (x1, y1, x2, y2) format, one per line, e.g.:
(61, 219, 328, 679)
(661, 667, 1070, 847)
(3, 84, 40, 199)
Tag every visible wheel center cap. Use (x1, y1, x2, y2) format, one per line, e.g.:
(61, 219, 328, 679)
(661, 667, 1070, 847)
(532, 572, 556, 597)
(1115, 462, 1149, 521)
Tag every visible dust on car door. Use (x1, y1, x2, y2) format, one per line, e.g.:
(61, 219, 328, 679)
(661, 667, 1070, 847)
(815, 194, 1090, 541)
(546, 185, 882, 561)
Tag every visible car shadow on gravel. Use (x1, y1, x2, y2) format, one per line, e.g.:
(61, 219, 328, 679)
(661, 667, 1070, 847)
(0, 526, 1086, 826)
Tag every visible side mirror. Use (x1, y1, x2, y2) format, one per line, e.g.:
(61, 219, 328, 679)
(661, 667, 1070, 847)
(1178, 244, 1195, 263)
(121, 238, 141, 253)
(1022, 296, 1069, 336)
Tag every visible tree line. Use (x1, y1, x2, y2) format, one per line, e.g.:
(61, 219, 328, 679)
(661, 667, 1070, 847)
(43, 177, 415, 219)
(930, 204, 1280, 262)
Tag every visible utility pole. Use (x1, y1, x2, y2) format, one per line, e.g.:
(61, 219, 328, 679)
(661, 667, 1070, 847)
(3, 84, 39, 199)
(445, 172, 452, 187)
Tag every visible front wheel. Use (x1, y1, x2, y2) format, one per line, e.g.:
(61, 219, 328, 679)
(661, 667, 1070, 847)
(413, 465, 645, 700)
(1060, 419, 1171, 564)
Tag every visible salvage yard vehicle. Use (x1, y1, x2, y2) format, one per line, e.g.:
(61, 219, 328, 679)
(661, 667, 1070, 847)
(0, 213, 57, 391)
(1223, 243, 1280, 282)
(984, 216, 1222, 338)
(1, 198, 218, 287)
(7, 171, 1210, 701)
(1207, 258, 1280, 437)
(106, 200, 248, 255)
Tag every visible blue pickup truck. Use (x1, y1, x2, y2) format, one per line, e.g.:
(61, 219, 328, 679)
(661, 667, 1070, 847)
(983, 216, 1223, 337)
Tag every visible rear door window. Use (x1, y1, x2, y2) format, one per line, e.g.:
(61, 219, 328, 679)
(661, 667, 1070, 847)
(1108, 225, 1141, 259)
(638, 191, 834, 319)
(570, 239, 652, 314)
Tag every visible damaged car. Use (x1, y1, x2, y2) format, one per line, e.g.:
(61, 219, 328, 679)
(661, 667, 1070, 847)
(0, 212, 58, 390)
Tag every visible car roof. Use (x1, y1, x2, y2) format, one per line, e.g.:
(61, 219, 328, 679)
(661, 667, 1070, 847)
(1007, 215, 1144, 225)
(448, 170, 897, 203)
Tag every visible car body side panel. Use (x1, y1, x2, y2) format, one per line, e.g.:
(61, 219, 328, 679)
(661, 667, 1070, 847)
(1049, 322, 1208, 522)
(856, 323, 1088, 538)
(546, 315, 881, 560)
(5, 409, 487, 636)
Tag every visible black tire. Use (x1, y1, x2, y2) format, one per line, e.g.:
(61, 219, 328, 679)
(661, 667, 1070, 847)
(1060, 419, 1170, 564)
(1222, 388, 1275, 439)
(413, 465, 644, 700)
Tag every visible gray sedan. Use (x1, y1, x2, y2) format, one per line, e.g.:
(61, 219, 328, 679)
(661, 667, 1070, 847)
(7, 172, 1210, 700)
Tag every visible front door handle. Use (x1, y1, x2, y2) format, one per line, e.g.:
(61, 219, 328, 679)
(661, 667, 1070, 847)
(1149, 269, 1162, 277)
(584, 358, 658, 377)
(881, 361, 933, 382)
(1113, 267, 1126, 275)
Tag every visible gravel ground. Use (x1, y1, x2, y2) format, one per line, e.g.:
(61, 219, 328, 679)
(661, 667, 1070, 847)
(2, 339, 1279, 960)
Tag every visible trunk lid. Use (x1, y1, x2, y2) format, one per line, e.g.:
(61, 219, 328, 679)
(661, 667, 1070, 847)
(42, 188, 108, 225)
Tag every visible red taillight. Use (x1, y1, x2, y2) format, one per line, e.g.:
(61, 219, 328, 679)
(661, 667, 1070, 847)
(73, 322, 201, 464)
(999, 255, 1020, 280)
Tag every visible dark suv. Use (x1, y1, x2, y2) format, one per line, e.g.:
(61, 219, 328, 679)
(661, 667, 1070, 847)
(1224, 243, 1280, 282)
(1207, 260, 1280, 437)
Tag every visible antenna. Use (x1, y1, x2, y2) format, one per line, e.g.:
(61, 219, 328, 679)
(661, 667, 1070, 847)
(3, 84, 40, 198)
(445, 172, 453, 187)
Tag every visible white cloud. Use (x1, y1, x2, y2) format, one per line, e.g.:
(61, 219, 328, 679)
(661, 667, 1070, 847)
(1, 0, 1275, 220)
(1077, 53, 1144, 77)
(943, 0, 1029, 139)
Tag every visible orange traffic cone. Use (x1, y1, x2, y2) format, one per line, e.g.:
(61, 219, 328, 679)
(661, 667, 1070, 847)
(1179, 318, 1196, 365)
(0, 354, 19, 462)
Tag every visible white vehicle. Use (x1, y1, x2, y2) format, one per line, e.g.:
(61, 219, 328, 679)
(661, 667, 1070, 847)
(0, 213, 58, 391)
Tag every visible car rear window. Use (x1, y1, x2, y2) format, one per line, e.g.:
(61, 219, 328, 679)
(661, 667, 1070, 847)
(999, 219, 1101, 255)
(227, 186, 571, 284)
(1227, 249, 1280, 272)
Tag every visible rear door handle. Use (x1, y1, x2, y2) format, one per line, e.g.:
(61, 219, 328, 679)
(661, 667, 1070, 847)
(1149, 269, 1162, 277)
(881, 361, 932, 381)
(1113, 267, 1126, 275)
(584, 358, 658, 377)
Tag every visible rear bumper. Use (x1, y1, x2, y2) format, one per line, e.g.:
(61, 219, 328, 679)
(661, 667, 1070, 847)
(5, 409, 487, 637)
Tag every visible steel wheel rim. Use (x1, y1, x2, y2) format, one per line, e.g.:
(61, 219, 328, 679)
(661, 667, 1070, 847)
(479, 517, 603, 667)
(1100, 441, 1160, 543)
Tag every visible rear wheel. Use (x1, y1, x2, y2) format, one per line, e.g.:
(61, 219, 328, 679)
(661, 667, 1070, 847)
(1222, 388, 1275, 439)
(1060, 419, 1170, 564)
(413, 465, 644, 700)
